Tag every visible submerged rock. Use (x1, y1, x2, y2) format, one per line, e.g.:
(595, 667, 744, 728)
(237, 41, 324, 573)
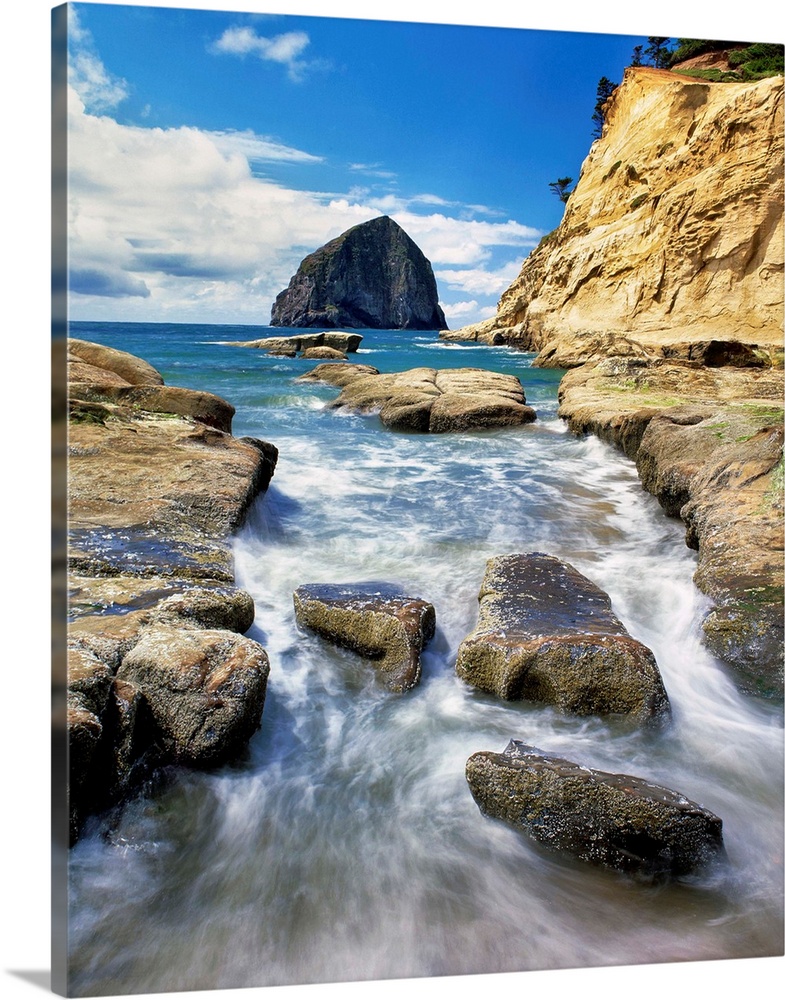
(270, 216, 447, 330)
(293, 583, 436, 692)
(455, 553, 670, 721)
(466, 741, 724, 878)
(303, 364, 536, 434)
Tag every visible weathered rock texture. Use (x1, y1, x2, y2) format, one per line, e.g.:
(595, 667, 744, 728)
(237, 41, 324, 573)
(445, 67, 783, 359)
(455, 553, 670, 721)
(466, 741, 724, 877)
(293, 583, 436, 692)
(299, 363, 536, 433)
(558, 358, 784, 697)
(67, 340, 278, 840)
(271, 216, 447, 330)
(226, 331, 362, 356)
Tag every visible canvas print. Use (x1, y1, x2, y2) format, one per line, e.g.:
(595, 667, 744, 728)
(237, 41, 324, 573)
(52, 1, 784, 997)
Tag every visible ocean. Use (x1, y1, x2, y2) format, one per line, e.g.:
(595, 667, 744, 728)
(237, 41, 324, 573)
(65, 321, 784, 994)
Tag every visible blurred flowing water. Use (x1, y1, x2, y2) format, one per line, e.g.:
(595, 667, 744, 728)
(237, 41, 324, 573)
(66, 322, 783, 995)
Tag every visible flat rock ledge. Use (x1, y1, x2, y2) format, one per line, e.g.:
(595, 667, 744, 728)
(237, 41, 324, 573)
(65, 340, 278, 841)
(456, 553, 670, 722)
(558, 356, 784, 698)
(298, 363, 537, 433)
(466, 741, 724, 878)
(293, 583, 436, 692)
(226, 332, 362, 356)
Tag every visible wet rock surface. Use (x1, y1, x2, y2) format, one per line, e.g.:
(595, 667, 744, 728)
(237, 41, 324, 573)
(117, 626, 269, 766)
(66, 341, 278, 840)
(301, 364, 537, 433)
(293, 583, 436, 692)
(455, 553, 670, 721)
(466, 741, 725, 878)
(558, 358, 784, 696)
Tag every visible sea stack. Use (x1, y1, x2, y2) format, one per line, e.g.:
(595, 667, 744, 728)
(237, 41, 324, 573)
(270, 215, 448, 330)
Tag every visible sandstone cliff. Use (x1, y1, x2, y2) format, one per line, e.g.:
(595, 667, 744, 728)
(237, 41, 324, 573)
(271, 215, 447, 330)
(447, 67, 783, 362)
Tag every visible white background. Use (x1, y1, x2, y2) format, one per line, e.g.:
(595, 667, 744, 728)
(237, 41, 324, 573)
(3, 2, 783, 999)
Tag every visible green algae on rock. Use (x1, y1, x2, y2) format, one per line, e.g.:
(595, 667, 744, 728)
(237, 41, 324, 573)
(466, 741, 724, 878)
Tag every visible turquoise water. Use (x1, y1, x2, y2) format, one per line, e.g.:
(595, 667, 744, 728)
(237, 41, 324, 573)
(66, 322, 783, 995)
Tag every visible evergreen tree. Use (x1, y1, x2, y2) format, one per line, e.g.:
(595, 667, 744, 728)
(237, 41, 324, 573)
(549, 177, 573, 203)
(630, 44, 644, 67)
(645, 37, 672, 68)
(592, 76, 618, 138)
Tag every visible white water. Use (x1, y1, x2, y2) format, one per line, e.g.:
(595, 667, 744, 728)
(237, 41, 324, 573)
(66, 332, 783, 996)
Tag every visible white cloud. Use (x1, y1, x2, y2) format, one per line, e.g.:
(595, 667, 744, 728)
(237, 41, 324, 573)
(68, 6, 129, 112)
(207, 129, 324, 164)
(349, 163, 398, 180)
(67, 86, 372, 319)
(66, 88, 538, 325)
(209, 26, 320, 82)
(436, 261, 522, 296)
(442, 301, 498, 322)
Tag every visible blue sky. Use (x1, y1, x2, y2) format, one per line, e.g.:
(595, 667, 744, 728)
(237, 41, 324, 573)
(62, 2, 782, 328)
(64, 1, 658, 327)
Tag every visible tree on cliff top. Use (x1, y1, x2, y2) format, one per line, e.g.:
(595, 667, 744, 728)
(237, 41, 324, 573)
(549, 177, 573, 203)
(592, 77, 618, 138)
(645, 37, 672, 68)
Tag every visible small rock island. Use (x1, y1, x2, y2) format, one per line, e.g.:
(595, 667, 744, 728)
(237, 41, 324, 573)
(270, 215, 447, 330)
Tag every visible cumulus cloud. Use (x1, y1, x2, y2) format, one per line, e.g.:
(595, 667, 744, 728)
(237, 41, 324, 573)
(442, 301, 498, 323)
(68, 6, 129, 112)
(436, 261, 523, 296)
(67, 85, 369, 320)
(66, 84, 538, 324)
(209, 26, 322, 82)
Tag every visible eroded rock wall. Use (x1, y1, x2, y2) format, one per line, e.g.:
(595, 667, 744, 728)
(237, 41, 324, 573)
(448, 67, 784, 357)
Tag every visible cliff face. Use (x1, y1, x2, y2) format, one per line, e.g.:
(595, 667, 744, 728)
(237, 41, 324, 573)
(448, 67, 783, 361)
(271, 215, 447, 330)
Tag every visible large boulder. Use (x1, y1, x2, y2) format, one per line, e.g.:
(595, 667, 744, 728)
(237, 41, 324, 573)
(466, 741, 725, 878)
(70, 383, 237, 432)
(227, 332, 362, 354)
(270, 216, 447, 330)
(117, 626, 269, 766)
(68, 338, 165, 386)
(455, 553, 670, 721)
(293, 583, 436, 692)
(297, 363, 381, 387)
(306, 365, 537, 434)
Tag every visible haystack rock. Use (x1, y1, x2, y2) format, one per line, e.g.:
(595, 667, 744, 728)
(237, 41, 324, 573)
(445, 67, 783, 362)
(271, 215, 448, 330)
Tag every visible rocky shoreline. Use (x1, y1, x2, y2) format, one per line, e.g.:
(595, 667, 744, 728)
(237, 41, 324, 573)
(63, 336, 781, 878)
(66, 338, 278, 842)
(557, 352, 784, 696)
